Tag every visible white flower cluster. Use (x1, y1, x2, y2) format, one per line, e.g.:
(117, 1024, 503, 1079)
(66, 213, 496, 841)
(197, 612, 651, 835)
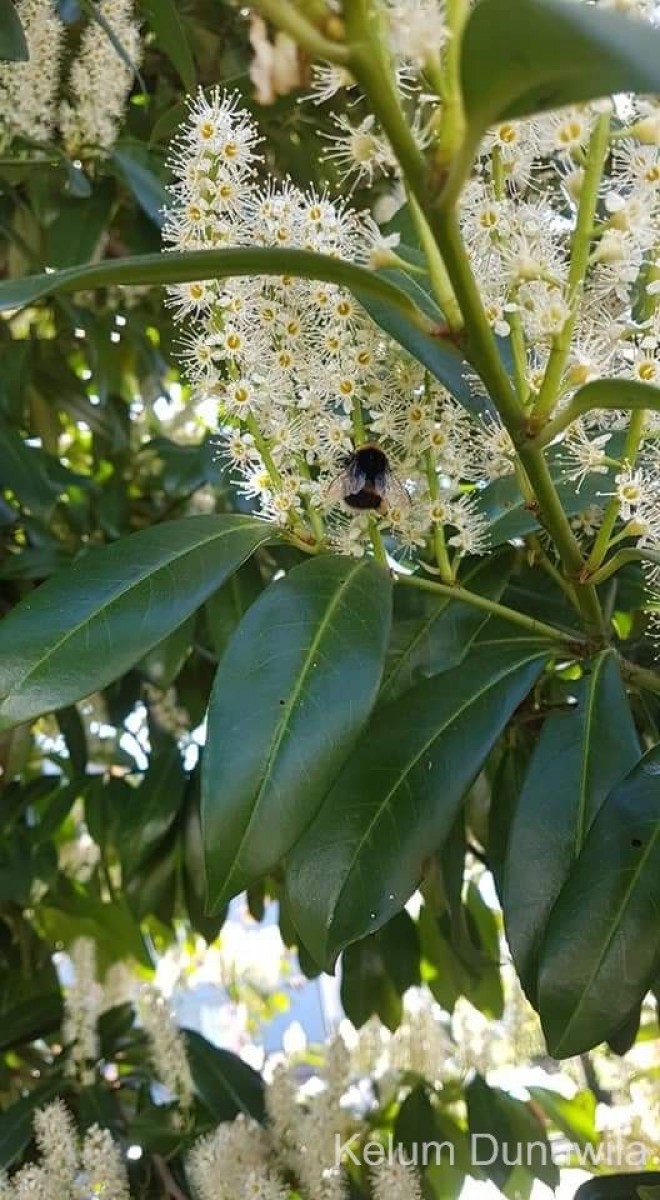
(0, 0, 141, 157)
(60, 0, 142, 157)
(62, 936, 104, 1085)
(0, 0, 63, 148)
(187, 1037, 352, 1200)
(164, 89, 494, 560)
(0, 1101, 129, 1200)
(136, 984, 195, 1110)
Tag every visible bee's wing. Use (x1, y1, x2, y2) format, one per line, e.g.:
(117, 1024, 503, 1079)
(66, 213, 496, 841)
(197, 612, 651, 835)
(346, 457, 368, 494)
(324, 471, 349, 508)
(383, 472, 412, 513)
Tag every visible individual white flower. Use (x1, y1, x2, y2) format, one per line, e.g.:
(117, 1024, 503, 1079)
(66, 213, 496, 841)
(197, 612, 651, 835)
(59, 0, 142, 157)
(0, 0, 64, 148)
(322, 113, 396, 187)
(615, 467, 647, 520)
(137, 986, 194, 1110)
(563, 421, 613, 486)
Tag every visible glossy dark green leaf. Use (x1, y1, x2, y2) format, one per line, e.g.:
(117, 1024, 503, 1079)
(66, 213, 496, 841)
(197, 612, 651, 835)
(203, 558, 264, 659)
(202, 556, 392, 910)
(478, 459, 612, 546)
(0, 0, 28, 61)
(607, 1002, 642, 1056)
(538, 743, 660, 1056)
(182, 775, 227, 943)
(0, 514, 271, 729)
(286, 642, 548, 969)
(44, 183, 115, 268)
(139, 615, 194, 689)
(127, 1106, 184, 1157)
(466, 1075, 558, 1190)
(184, 1029, 265, 1123)
(575, 1176, 660, 1200)
(380, 550, 515, 705)
(0, 1082, 61, 1168)
(341, 938, 400, 1033)
(0, 416, 63, 518)
(0, 986, 63, 1051)
(138, 0, 195, 91)
(77, 1085, 122, 1134)
(487, 736, 533, 897)
(112, 147, 169, 227)
(504, 651, 640, 999)
(120, 745, 186, 874)
(0, 248, 430, 337)
(462, 0, 660, 145)
(527, 1087, 598, 1151)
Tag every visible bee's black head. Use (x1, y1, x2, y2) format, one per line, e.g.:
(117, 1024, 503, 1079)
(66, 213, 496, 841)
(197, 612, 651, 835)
(352, 443, 389, 479)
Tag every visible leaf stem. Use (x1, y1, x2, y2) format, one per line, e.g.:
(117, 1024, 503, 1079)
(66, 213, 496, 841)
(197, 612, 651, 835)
(397, 571, 585, 646)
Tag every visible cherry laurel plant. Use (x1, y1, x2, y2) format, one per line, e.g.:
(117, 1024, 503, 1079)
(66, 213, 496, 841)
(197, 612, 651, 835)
(3, 0, 660, 1070)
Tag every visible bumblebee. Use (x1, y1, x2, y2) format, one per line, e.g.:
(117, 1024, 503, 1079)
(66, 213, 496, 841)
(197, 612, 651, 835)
(328, 443, 410, 513)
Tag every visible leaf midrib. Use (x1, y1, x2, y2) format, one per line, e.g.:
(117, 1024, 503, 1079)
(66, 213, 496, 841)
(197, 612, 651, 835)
(0, 519, 265, 708)
(219, 560, 370, 896)
(329, 648, 547, 941)
(552, 819, 660, 1056)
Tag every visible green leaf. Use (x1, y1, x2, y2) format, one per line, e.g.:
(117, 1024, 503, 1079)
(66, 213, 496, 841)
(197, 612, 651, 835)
(202, 559, 264, 659)
(0, 985, 63, 1051)
(0, 0, 28, 61)
(340, 911, 420, 1030)
(202, 556, 392, 910)
(478, 458, 611, 546)
(528, 1087, 598, 1151)
(119, 743, 186, 874)
(184, 1029, 265, 1123)
(0, 416, 63, 518)
(575, 1177, 660, 1200)
(537, 743, 660, 1056)
(467, 1075, 558, 1190)
(182, 777, 227, 943)
(44, 182, 115, 269)
(0, 249, 432, 349)
(462, 0, 660, 146)
(0, 514, 272, 729)
(503, 651, 640, 999)
(139, 616, 194, 689)
(380, 550, 514, 705)
(138, 0, 195, 91)
(286, 642, 548, 969)
(0, 1082, 62, 1168)
(111, 146, 169, 227)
